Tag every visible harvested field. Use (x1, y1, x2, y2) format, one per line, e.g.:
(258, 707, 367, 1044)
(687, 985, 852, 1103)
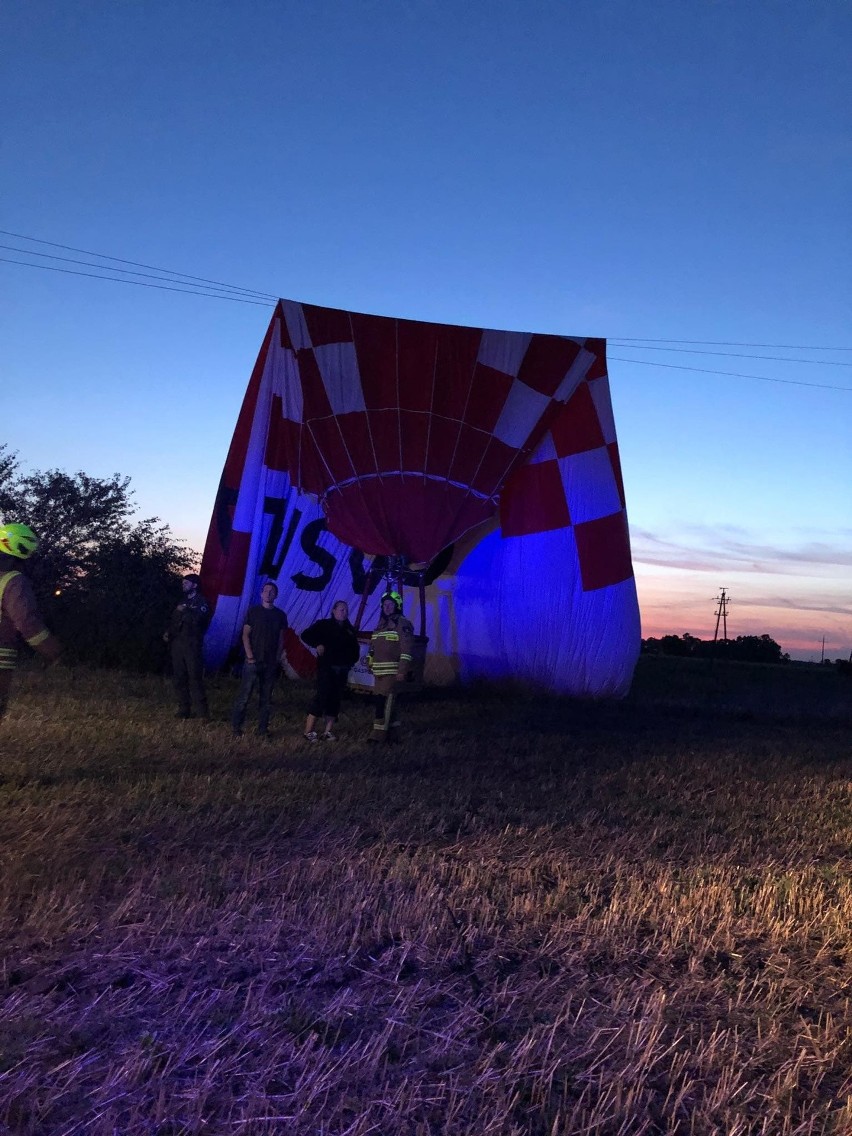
(1, 659, 851, 1135)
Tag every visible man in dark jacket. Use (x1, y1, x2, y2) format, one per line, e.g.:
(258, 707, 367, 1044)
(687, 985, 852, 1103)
(231, 581, 288, 737)
(164, 573, 211, 719)
(0, 523, 62, 718)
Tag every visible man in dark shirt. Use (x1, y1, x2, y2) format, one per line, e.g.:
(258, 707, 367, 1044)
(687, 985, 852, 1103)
(164, 573, 211, 719)
(231, 580, 288, 737)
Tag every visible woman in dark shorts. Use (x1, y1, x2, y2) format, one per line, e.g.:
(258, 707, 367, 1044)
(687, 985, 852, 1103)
(300, 600, 360, 741)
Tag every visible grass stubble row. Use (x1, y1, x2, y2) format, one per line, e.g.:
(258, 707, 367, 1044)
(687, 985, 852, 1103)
(0, 662, 850, 1135)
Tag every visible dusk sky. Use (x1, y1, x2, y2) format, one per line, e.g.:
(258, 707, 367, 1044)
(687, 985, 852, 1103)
(2, 0, 850, 661)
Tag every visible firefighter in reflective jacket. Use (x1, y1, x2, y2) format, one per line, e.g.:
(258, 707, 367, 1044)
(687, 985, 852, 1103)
(367, 591, 414, 742)
(0, 523, 62, 718)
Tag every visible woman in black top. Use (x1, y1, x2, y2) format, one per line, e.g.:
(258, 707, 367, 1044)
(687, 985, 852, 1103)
(301, 600, 361, 741)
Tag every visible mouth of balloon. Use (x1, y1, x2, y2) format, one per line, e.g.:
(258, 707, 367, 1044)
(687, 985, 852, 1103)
(322, 475, 498, 563)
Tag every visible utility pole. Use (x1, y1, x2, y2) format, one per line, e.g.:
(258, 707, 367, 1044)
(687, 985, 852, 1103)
(820, 635, 826, 664)
(713, 589, 731, 644)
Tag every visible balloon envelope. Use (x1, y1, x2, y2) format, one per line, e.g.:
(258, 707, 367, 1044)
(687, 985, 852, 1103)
(200, 300, 641, 696)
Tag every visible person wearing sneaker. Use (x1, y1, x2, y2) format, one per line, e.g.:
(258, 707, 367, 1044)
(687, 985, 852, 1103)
(230, 581, 288, 737)
(301, 600, 360, 742)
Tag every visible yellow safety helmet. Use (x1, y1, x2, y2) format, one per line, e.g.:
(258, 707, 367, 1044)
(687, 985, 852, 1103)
(381, 590, 403, 608)
(0, 523, 38, 560)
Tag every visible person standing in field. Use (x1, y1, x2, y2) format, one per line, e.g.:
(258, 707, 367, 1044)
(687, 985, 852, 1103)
(231, 580, 288, 737)
(366, 590, 414, 743)
(164, 573, 211, 720)
(0, 523, 62, 718)
(300, 599, 360, 742)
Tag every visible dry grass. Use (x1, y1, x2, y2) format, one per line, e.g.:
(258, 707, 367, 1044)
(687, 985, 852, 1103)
(1, 660, 851, 1135)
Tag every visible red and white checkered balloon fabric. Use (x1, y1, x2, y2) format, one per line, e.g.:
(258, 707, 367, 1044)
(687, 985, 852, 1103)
(262, 301, 604, 562)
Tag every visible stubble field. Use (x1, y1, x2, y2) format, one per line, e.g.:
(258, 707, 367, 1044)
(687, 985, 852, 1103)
(0, 659, 850, 1135)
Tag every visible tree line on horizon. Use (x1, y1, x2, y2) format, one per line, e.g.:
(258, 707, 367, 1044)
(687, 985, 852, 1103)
(641, 632, 790, 664)
(1, 444, 196, 671)
(5, 443, 818, 677)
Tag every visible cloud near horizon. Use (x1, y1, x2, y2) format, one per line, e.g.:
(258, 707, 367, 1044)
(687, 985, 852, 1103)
(631, 523, 852, 657)
(742, 595, 852, 619)
(630, 525, 852, 577)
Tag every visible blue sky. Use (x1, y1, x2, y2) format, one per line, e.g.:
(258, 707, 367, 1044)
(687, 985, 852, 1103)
(2, 0, 850, 659)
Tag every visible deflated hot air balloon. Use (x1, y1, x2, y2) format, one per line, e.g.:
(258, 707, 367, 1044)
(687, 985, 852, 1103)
(201, 300, 640, 696)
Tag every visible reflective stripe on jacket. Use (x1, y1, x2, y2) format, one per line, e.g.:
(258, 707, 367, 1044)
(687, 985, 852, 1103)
(0, 569, 61, 667)
(368, 614, 414, 694)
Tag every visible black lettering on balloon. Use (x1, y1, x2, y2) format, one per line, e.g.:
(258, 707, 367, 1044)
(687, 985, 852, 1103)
(348, 550, 389, 597)
(215, 478, 239, 552)
(348, 548, 367, 594)
(260, 497, 302, 580)
(292, 518, 337, 592)
(347, 552, 390, 599)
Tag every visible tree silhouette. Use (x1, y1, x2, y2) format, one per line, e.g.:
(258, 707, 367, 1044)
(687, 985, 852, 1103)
(642, 632, 789, 664)
(1, 444, 196, 670)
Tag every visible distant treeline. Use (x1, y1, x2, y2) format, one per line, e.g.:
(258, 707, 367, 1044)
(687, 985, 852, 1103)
(641, 633, 790, 664)
(1, 445, 196, 671)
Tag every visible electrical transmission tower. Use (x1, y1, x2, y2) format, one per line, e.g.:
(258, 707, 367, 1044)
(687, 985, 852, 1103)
(713, 589, 731, 644)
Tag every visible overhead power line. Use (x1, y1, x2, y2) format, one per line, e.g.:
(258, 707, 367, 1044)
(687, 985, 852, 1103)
(608, 342, 852, 368)
(0, 243, 278, 301)
(608, 355, 852, 392)
(3, 231, 851, 390)
(0, 256, 274, 306)
(0, 228, 278, 302)
(0, 228, 277, 302)
(610, 337, 852, 352)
